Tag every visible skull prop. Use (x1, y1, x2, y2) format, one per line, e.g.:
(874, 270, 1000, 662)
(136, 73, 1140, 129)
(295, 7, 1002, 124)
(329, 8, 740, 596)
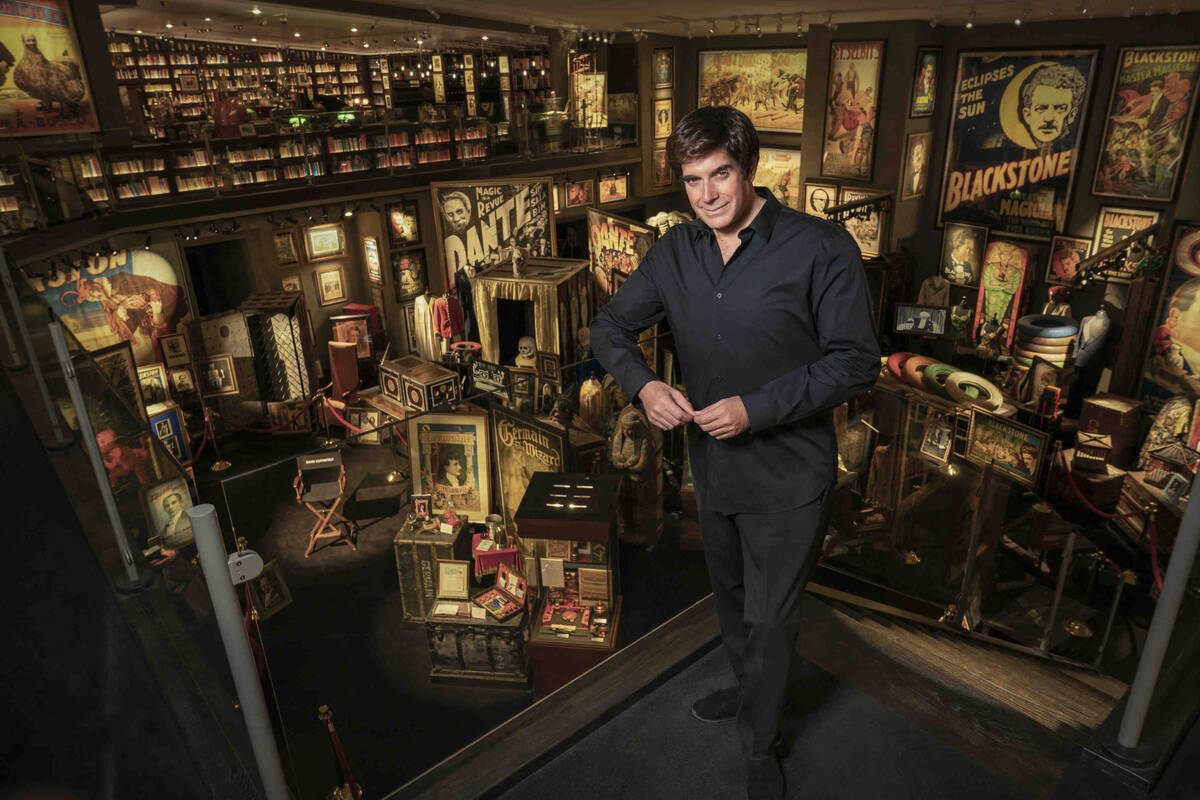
(514, 335, 537, 367)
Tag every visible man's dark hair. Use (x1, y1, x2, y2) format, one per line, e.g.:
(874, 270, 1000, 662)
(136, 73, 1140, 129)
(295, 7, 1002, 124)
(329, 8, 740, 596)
(666, 106, 759, 177)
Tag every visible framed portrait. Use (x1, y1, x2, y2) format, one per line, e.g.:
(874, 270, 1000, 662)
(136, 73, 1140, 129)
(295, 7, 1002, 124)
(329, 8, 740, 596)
(536, 351, 560, 383)
(758, 148, 803, 211)
(93, 341, 147, 420)
(697, 48, 807, 133)
(1092, 206, 1162, 283)
(1139, 222, 1200, 403)
(900, 131, 933, 201)
(651, 147, 672, 188)
(148, 400, 190, 464)
(909, 47, 940, 118)
(387, 200, 421, 245)
(140, 476, 194, 548)
(822, 41, 886, 181)
(434, 73, 446, 104)
(348, 408, 386, 444)
(894, 303, 947, 336)
(965, 410, 1050, 488)
(248, 559, 293, 621)
(499, 74, 510, 93)
(466, 93, 477, 117)
(362, 236, 383, 285)
(565, 178, 594, 208)
(919, 414, 955, 464)
(432, 54, 443, 72)
(974, 237, 1044, 347)
(837, 186, 887, 259)
(313, 264, 347, 307)
(598, 173, 629, 204)
(407, 409, 492, 517)
(507, 366, 537, 415)
(1093, 45, 1200, 203)
(939, 221, 988, 287)
(499, 55, 510, 74)
(281, 273, 302, 292)
(197, 354, 239, 397)
(436, 559, 471, 600)
(159, 332, 191, 368)
(168, 367, 196, 395)
(464, 54, 474, 69)
(1045, 235, 1092, 286)
(412, 494, 432, 519)
(179, 74, 199, 92)
(273, 230, 299, 266)
(330, 314, 371, 359)
(464, 69, 475, 93)
(803, 181, 838, 219)
(653, 97, 673, 139)
(653, 47, 674, 89)
(303, 222, 346, 262)
(137, 363, 170, 405)
(392, 249, 428, 303)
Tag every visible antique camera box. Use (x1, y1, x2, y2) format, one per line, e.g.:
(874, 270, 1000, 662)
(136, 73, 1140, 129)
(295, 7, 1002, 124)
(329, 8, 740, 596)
(473, 562, 527, 622)
(1079, 394, 1142, 469)
(392, 515, 469, 621)
(424, 601, 528, 686)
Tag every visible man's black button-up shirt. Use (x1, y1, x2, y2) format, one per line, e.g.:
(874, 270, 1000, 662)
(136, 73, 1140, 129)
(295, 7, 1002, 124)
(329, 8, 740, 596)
(590, 189, 881, 514)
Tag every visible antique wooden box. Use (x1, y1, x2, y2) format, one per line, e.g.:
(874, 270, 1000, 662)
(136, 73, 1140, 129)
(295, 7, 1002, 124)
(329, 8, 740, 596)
(1072, 432, 1113, 474)
(1047, 448, 1126, 510)
(1079, 394, 1142, 469)
(393, 516, 469, 621)
(425, 605, 529, 686)
(401, 361, 460, 413)
(378, 354, 427, 405)
(473, 562, 527, 621)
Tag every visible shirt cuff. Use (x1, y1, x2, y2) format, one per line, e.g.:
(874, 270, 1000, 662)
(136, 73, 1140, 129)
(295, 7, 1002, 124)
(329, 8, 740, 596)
(740, 389, 775, 433)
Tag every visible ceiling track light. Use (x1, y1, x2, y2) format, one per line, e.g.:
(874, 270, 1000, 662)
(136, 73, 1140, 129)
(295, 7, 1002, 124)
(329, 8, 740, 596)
(966, 5, 977, 28)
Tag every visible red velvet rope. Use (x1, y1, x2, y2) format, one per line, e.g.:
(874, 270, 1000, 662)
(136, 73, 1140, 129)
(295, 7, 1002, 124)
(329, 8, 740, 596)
(323, 398, 366, 434)
(1147, 516, 1163, 591)
(1054, 450, 1144, 520)
(216, 393, 323, 434)
(327, 724, 360, 800)
(391, 426, 407, 447)
(188, 418, 210, 464)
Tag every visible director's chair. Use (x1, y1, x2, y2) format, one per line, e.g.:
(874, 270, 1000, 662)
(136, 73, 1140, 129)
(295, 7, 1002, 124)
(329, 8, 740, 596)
(294, 451, 358, 557)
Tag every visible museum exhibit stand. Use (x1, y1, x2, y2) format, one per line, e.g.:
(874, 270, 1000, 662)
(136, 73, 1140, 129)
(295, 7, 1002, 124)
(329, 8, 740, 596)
(4, 3, 1200, 800)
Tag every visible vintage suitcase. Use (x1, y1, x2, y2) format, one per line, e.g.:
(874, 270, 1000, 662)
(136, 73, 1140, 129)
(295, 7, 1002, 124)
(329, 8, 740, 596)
(473, 562, 528, 621)
(425, 606, 529, 686)
(1079, 394, 1142, 469)
(393, 516, 469, 621)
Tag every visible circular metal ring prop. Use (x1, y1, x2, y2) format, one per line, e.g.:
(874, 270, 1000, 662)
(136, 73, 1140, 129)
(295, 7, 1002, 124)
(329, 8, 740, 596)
(1016, 314, 1078, 339)
(945, 371, 1004, 410)
(902, 356, 940, 389)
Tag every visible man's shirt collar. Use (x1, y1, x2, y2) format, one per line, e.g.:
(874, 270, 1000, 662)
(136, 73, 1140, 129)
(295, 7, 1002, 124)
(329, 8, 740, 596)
(688, 187, 781, 244)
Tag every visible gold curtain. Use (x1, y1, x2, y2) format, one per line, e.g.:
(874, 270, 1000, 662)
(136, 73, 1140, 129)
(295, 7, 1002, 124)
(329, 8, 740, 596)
(472, 277, 559, 364)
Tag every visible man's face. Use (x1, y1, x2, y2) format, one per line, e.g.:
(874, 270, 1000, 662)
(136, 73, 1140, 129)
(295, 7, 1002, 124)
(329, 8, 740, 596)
(680, 149, 757, 235)
(444, 458, 462, 477)
(444, 198, 470, 231)
(163, 495, 182, 517)
(1023, 85, 1075, 143)
(911, 142, 926, 169)
(1150, 83, 1163, 99)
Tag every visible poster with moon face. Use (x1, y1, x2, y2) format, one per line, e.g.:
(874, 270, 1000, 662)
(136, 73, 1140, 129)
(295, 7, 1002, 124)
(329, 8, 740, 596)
(938, 49, 1099, 240)
(821, 41, 885, 180)
(1141, 222, 1200, 402)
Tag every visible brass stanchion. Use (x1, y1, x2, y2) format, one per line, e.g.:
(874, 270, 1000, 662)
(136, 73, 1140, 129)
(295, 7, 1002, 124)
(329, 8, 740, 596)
(205, 406, 232, 472)
(319, 705, 361, 800)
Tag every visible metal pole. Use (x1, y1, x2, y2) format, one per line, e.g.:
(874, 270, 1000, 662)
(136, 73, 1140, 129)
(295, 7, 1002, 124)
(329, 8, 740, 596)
(189, 504, 292, 800)
(2, 251, 68, 446)
(48, 321, 150, 590)
(1040, 530, 1077, 652)
(1117, 475, 1200, 750)
(0, 280, 22, 367)
(1093, 572, 1128, 669)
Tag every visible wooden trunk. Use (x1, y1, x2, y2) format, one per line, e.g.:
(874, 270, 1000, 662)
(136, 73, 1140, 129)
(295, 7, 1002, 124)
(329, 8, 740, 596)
(393, 521, 469, 621)
(425, 611, 529, 687)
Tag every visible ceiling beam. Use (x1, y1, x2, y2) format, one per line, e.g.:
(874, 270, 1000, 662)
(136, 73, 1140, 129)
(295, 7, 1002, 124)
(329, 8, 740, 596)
(275, 0, 539, 37)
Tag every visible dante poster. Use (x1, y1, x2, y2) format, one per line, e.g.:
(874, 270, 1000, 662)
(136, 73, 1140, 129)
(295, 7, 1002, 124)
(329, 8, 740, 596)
(586, 209, 656, 301)
(697, 49, 807, 134)
(26, 249, 190, 365)
(756, 148, 802, 210)
(822, 41, 885, 180)
(0, 0, 99, 136)
(1142, 223, 1200, 401)
(492, 405, 565, 529)
(939, 49, 1098, 240)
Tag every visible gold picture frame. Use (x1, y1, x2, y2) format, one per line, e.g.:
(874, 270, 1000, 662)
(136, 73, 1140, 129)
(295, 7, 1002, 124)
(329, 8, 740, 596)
(313, 264, 348, 307)
(303, 222, 346, 263)
(436, 559, 471, 600)
(964, 410, 1050, 488)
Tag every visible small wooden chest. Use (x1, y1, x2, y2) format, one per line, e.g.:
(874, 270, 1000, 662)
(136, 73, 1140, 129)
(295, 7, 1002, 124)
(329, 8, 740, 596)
(425, 606, 529, 686)
(1079, 394, 1142, 469)
(393, 517, 469, 621)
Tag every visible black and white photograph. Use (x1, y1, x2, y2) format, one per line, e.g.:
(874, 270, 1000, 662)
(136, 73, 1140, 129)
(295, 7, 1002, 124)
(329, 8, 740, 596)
(895, 304, 947, 336)
(197, 354, 238, 397)
(248, 559, 293, 621)
(137, 363, 169, 404)
(140, 476, 194, 548)
(919, 417, 954, 463)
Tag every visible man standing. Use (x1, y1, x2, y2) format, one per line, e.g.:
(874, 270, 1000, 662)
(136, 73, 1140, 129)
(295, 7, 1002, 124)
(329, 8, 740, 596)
(590, 106, 879, 799)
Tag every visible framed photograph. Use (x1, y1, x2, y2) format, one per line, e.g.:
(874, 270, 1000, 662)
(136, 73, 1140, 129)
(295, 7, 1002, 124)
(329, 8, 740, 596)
(894, 303, 947, 336)
(466, 93, 477, 117)
(919, 414, 954, 464)
(1093, 45, 1200, 203)
(303, 222, 346, 262)
(403, 302, 419, 351)
(464, 69, 475, 93)
(93, 341, 146, 420)
(137, 363, 170, 405)
(313, 264, 347, 307)
(392, 249, 428, 302)
(909, 47, 940, 118)
(536, 351, 560, 383)
(757, 148, 803, 210)
(939, 221, 988, 287)
(565, 178, 594, 208)
(974, 237, 1044, 347)
(148, 400, 190, 464)
(653, 97, 673, 139)
(407, 409, 492, 517)
(1092, 206, 1162, 283)
(413, 494, 432, 519)
(248, 559, 293, 621)
(1046, 235, 1092, 286)
(348, 408, 386, 444)
(938, 48, 1099, 240)
(197, 354, 238, 397)
(499, 74, 510, 93)
(822, 41, 885, 180)
(266, 400, 312, 434)
(179, 74, 199, 92)
(837, 186, 887, 258)
(803, 181, 838, 219)
(1140, 222, 1200, 403)
(499, 55, 509, 74)
(140, 476, 194, 548)
(598, 173, 629, 204)
(167, 367, 196, 395)
(432, 54, 443, 72)
(281, 273, 302, 292)
(464, 54, 474, 69)
(507, 366, 537, 415)
(436, 559, 471, 600)
(362, 236, 383, 285)
(330, 314, 370, 359)
(901, 131, 933, 200)
(159, 332, 191, 368)
(387, 200, 421, 245)
(653, 47, 674, 89)
(965, 410, 1050, 488)
(433, 73, 446, 103)
(651, 147, 671, 188)
(697, 48, 807, 133)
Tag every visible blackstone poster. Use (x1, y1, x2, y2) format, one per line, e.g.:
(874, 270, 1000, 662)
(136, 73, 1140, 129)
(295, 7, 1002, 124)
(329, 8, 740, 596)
(1093, 46, 1200, 203)
(938, 49, 1098, 240)
(586, 209, 655, 302)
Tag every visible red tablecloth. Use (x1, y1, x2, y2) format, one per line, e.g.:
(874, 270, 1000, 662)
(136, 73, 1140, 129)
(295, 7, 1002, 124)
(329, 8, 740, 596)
(472, 533, 520, 579)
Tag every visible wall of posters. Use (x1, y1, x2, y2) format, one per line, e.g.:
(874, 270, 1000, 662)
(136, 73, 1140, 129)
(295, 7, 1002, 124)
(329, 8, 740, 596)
(25, 249, 190, 364)
(408, 411, 491, 517)
(492, 405, 565, 529)
(1093, 46, 1200, 202)
(756, 148, 802, 210)
(938, 49, 1099, 240)
(1142, 223, 1200, 401)
(822, 41, 885, 180)
(0, 1, 99, 137)
(910, 47, 940, 118)
(586, 208, 656, 301)
(697, 49, 807, 134)
(1093, 205, 1161, 282)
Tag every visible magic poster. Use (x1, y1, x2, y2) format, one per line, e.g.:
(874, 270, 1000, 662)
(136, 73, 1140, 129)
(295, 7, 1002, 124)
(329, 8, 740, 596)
(938, 49, 1098, 240)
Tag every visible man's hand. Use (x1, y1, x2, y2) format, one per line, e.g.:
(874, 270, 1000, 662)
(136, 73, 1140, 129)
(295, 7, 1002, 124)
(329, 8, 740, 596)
(694, 396, 749, 440)
(637, 380, 694, 431)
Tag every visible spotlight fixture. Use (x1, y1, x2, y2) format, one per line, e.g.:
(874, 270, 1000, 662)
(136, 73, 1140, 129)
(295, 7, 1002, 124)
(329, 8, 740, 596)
(321, 42, 328, 50)
(165, 21, 174, 29)
(251, 36, 257, 42)
(826, 13, 837, 30)
(966, 6, 977, 27)
(144, 233, 152, 250)
(427, 6, 441, 20)
(192, 227, 201, 240)
(305, 210, 315, 223)
(1123, 1, 1135, 17)
(230, 219, 241, 232)
(1079, 0, 1089, 14)
(323, 207, 332, 221)
(252, 6, 262, 14)
(294, 32, 301, 38)
(209, 222, 219, 233)
(756, 17, 763, 38)
(481, 34, 489, 40)
(136, 29, 142, 34)
(351, 26, 358, 32)
(708, 19, 716, 37)
(344, 203, 355, 218)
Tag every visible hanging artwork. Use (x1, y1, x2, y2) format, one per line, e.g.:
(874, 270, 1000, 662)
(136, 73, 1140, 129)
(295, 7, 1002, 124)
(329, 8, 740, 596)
(900, 132, 932, 200)
(1141, 222, 1200, 402)
(837, 186, 887, 258)
(940, 222, 988, 287)
(651, 148, 671, 187)
(973, 236, 1042, 347)
(492, 405, 566, 529)
(388, 200, 421, 245)
(938, 49, 1099, 240)
(407, 410, 491, 517)
(598, 173, 629, 204)
(392, 249, 427, 302)
(1092, 46, 1200, 203)
(803, 181, 838, 219)
(1092, 206, 1162, 283)
(586, 208, 656, 301)
(756, 148, 802, 210)
(910, 47, 941, 118)
(304, 222, 346, 262)
(0, 1, 99, 137)
(92, 341, 147, 421)
(654, 48, 674, 89)
(821, 41, 885, 181)
(697, 49, 807, 133)
(572, 72, 608, 128)
(313, 263, 347, 306)
(1045, 235, 1092, 286)
(566, 179, 594, 208)
(362, 236, 383, 285)
(273, 230, 299, 266)
(653, 97, 673, 139)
